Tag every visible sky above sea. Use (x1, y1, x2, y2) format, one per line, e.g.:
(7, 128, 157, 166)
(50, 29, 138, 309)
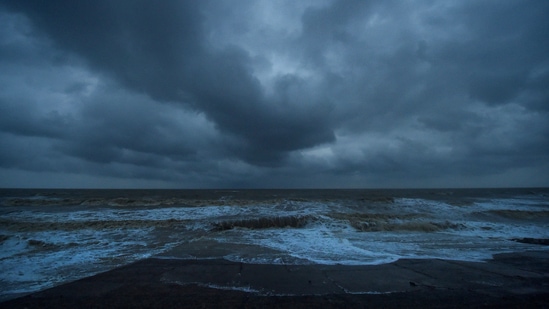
(0, 1, 548, 189)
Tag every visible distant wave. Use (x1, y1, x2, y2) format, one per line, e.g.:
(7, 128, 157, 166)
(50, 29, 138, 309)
(1, 197, 319, 208)
(479, 210, 549, 220)
(0, 218, 187, 232)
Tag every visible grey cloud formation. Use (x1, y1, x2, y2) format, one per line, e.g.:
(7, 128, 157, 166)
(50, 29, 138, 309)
(0, 0, 548, 188)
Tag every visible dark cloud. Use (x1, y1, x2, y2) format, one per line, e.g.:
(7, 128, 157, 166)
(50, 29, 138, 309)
(1, 0, 334, 167)
(0, 0, 548, 188)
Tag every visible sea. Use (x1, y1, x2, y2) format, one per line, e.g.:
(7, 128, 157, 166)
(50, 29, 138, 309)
(1, 188, 548, 300)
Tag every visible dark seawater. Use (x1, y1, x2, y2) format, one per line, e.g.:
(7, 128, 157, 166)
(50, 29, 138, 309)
(1, 188, 548, 300)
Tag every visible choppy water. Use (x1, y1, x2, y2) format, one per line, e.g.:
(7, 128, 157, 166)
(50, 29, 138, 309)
(1, 188, 548, 300)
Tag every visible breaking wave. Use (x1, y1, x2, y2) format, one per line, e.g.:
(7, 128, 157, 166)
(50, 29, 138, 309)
(212, 215, 313, 231)
(480, 210, 549, 220)
(327, 212, 464, 232)
(351, 220, 464, 232)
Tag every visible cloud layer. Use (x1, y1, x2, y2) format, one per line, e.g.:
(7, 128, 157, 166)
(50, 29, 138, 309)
(1, 0, 548, 188)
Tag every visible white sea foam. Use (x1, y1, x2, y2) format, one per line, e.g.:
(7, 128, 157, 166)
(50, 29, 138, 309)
(215, 222, 401, 265)
(198, 283, 261, 293)
(0, 227, 175, 299)
(0, 236, 29, 259)
(1, 201, 331, 228)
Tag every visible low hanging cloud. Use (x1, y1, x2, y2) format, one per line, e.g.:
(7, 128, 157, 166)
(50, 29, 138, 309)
(0, 0, 548, 188)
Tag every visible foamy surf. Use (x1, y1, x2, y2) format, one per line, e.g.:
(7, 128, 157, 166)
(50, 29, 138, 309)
(1, 188, 548, 300)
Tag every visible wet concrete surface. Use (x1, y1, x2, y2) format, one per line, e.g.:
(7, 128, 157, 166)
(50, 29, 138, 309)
(1, 250, 548, 308)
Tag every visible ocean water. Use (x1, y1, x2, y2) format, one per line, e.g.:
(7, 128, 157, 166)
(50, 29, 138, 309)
(1, 188, 548, 300)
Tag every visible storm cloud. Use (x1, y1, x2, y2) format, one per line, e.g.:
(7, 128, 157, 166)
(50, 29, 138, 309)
(1, 0, 548, 188)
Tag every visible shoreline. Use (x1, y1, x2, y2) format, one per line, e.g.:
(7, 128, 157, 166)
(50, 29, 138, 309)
(1, 250, 548, 308)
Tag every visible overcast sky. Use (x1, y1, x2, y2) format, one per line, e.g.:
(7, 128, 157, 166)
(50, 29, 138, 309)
(0, 0, 548, 189)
